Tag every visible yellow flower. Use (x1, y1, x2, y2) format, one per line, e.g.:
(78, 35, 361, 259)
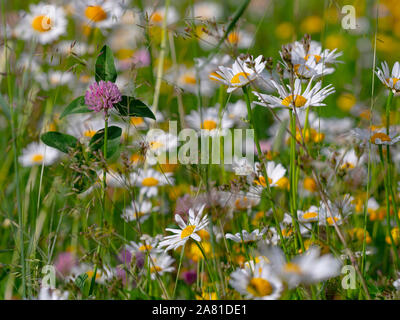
(300, 16, 323, 34)
(349, 227, 372, 245)
(187, 241, 211, 262)
(386, 227, 400, 245)
(275, 22, 294, 40)
(337, 93, 356, 112)
(325, 34, 345, 50)
(303, 176, 317, 193)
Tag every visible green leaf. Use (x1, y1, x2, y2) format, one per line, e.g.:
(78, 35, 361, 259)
(95, 45, 117, 83)
(75, 273, 88, 292)
(41, 131, 79, 153)
(60, 96, 92, 119)
(89, 126, 122, 159)
(115, 96, 156, 120)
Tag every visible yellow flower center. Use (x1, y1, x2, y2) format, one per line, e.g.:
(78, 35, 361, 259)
(303, 177, 317, 192)
(32, 15, 52, 32)
(254, 175, 272, 187)
(209, 71, 223, 81)
(202, 120, 217, 130)
(150, 266, 162, 273)
(247, 278, 273, 297)
(85, 6, 107, 22)
(230, 72, 250, 84)
(149, 141, 164, 150)
(183, 74, 197, 85)
(142, 177, 159, 187)
(139, 244, 153, 251)
(281, 227, 293, 237)
(86, 270, 101, 279)
(303, 211, 318, 220)
(326, 216, 339, 225)
(150, 12, 163, 23)
(283, 262, 302, 274)
(130, 117, 144, 126)
(130, 154, 143, 164)
(341, 162, 355, 170)
(386, 77, 399, 86)
(370, 132, 391, 144)
(31, 154, 44, 163)
(227, 32, 240, 45)
(305, 54, 322, 63)
(83, 129, 96, 138)
(282, 94, 308, 108)
(181, 225, 196, 239)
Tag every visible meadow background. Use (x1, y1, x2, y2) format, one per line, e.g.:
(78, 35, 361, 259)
(1, 0, 400, 300)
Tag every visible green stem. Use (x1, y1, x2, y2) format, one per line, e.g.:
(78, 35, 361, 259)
(2, 0, 25, 298)
(242, 85, 289, 258)
(379, 145, 399, 268)
(194, 241, 219, 298)
(173, 244, 185, 298)
(289, 110, 305, 253)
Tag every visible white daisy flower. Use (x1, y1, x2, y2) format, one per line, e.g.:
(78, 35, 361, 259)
(121, 200, 153, 223)
(146, 253, 175, 280)
(131, 169, 173, 198)
(15, 3, 67, 44)
(319, 194, 354, 227)
(66, 114, 105, 142)
(193, 2, 223, 22)
(126, 235, 163, 255)
(19, 142, 60, 167)
(225, 30, 253, 49)
(37, 287, 69, 300)
(225, 228, 267, 244)
(291, 40, 342, 66)
(144, 130, 178, 165)
(34, 70, 75, 90)
(251, 161, 287, 188)
(298, 205, 320, 223)
(229, 261, 283, 300)
(287, 40, 342, 79)
(69, 263, 114, 284)
(55, 40, 91, 56)
(210, 55, 266, 93)
(375, 61, 400, 93)
(165, 65, 213, 96)
(185, 105, 234, 137)
(393, 278, 400, 291)
(146, 6, 178, 26)
(262, 245, 341, 288)
(280, 213, 311, 238)
(337, 148, 364, 170)
(158, 204, 209, 251)
(16, 54, 41, 73)
(254, 77, 335, 110)
(74, 0, 125, 29)
(351, 127, 400, 146)
(226, 100, 248, 125)
(232, 156, 254, 176)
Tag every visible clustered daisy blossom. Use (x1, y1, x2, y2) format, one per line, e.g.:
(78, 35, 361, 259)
(15, 3, 67, 44)
(9, 0, 400, 301)
(158, 204, 209, 251)
(376, 61, 400, 93)
(210, 55, 266, 92)
(254, 77, 335, 110)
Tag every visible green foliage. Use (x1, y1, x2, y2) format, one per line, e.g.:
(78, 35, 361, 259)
(41, 131, 79, 153)
(95, 45, 117, 83)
